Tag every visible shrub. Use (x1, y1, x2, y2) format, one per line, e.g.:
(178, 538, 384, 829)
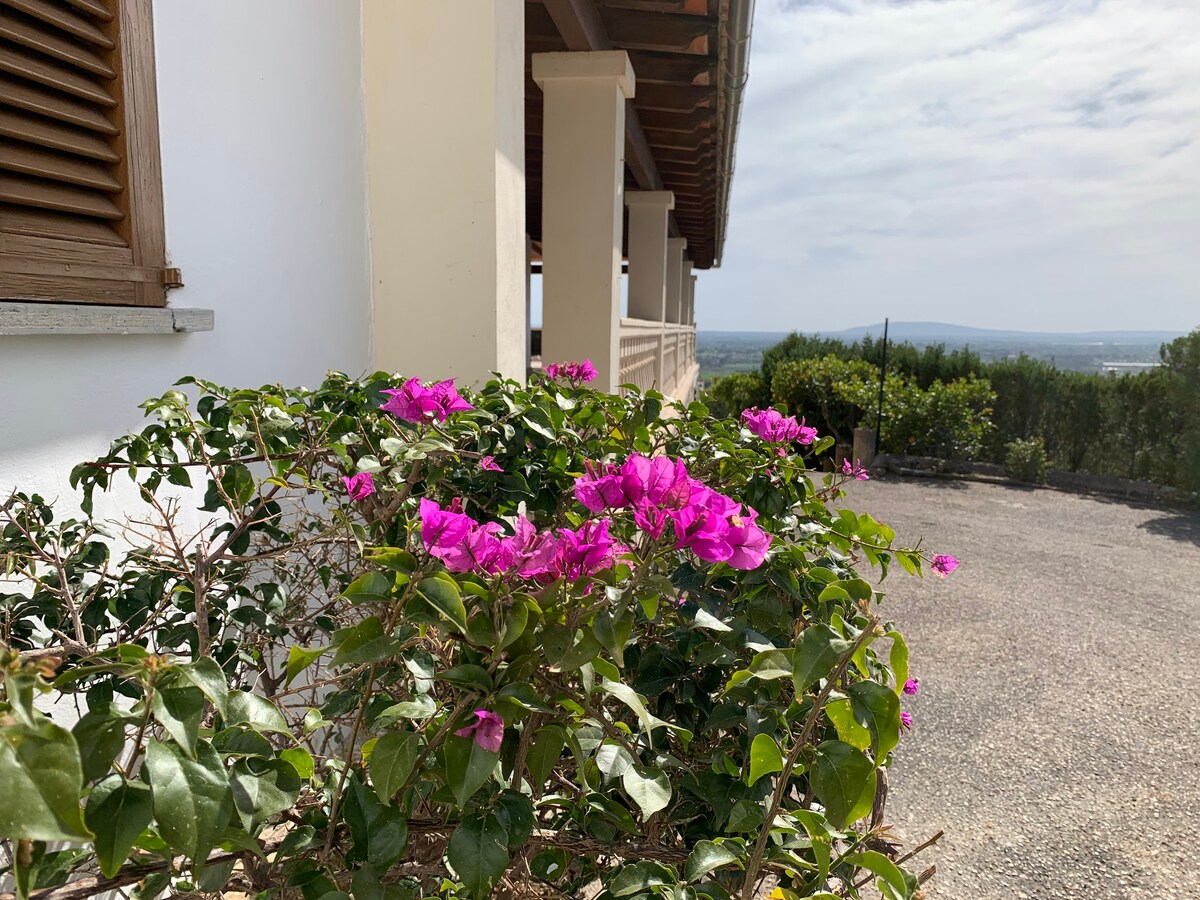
(0, 371, 950, 900)
(703, 371, 769, 419)
(770, 355, 878, 443)
(1005, 436, 1049, 483)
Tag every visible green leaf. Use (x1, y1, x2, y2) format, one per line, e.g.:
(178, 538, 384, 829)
(332, 616, 403, 666)
(225, 691, 289, 734)
(849, 681, 901, 758)
(175, 658, 230, 720)
(595, 740, 635, 780)
(497, 602, 529, 650)
(221, 463, 256, 507)
(825, 698, 871, 751)
(444, 734, 499, 808)
(622, 765, 671, 818)
(286, 645, 327, 687)
(230, 757, 302, 830)
(610, 861, 677, 897)
(342, 776, 409, 868)
(599, 680, 690, 742)
(810, 740, 876, 829)
(447, 811, 510, 899)
(845, 850, 917, 900)
(86, 777, 153, 878)
(748, 648, 794, 681)
(685, 840, 741, 882)
(792, 624, 852, 694)
(495, 790, 535, 848)
(370, 731, 421, 804)
(888, 631, 910, 696)
(151, 685, 205, 758)
(692, 608, 732, 632)
(746, 732, 784, 787)
(0, 719, 92, 841)
(793, 809, 834, 884)
(144, 739, 233, 872)
(437, 665, 494, 693)
(280, 747, 315, 780)
(72, 708, 128, 783)
(525, 726, 566, 785)
(342, 571, 394, 604)
(417, 573, 469, 632)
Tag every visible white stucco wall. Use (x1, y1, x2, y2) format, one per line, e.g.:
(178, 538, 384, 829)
(0, 1, 372, 501)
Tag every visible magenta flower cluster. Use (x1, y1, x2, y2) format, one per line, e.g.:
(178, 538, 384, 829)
(930, 554, 959, 577)
(419, 499, 625, 582)
(380, 378, 473, 424)
(455, 709, 504, 752)
(841, 458, 870, 481)
(741, 407, 818, 445)
(544, 359, 598, 384)
(574, 453, 771, 570)
(342, 472, 376, 500)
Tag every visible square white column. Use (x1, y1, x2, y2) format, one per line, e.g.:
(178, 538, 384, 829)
(533, 51, 635, 393)
(687, 273, 697, 326)
(625, 191, 674, 322)
(665, 238, 687, 325)
(679, 259, 694, 326)
(364, 0, 526, 384)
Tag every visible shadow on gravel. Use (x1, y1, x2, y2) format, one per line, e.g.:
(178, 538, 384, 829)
(874, 474, 971, 491)
(1139, 511, 1200, 547)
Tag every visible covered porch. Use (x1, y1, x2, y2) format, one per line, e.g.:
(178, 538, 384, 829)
(364, 0, 750, 401)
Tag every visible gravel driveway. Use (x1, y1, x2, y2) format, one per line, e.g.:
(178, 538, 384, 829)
(839, 477, 1200, 900)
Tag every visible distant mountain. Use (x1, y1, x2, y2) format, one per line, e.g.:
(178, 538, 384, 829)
(815, 322, 1183, 344)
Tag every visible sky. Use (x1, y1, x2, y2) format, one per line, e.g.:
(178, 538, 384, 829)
(696, 0, 1200, 333)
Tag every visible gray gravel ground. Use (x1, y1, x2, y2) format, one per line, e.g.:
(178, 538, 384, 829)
(840, 477, 1200, 900)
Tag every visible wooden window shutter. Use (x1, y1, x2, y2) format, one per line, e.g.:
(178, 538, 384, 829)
(0, 0, 172, 306)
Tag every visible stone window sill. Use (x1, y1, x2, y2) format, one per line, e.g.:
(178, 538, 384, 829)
(0, 302, 214, 335)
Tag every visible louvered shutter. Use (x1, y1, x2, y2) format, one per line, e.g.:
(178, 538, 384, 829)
(0, 0, 170, 306)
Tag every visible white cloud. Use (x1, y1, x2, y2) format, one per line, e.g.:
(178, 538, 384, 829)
(701, 0, 1200, 332)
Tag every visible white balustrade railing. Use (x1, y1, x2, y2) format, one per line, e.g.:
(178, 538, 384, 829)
(618, 317, 697, 399)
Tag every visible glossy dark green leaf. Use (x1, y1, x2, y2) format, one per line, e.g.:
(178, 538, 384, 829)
(610, 861, 677, 897)
(447, 811, 510, 898)
(810, 740, 876, 829)
(525, 726, 566, 785)
(444, 733, 499, 808)
(416, 573, 469, 632)
(286, 645, 326, 686)
(224, 691, 289, 734)
(849, 681, 901, 758)
(150, 685, 205, 758)
(685, 840, 741, 882)
(369, 731, 421, 804)
(792, 624, 852, 694)
(175, 657, 230, 720)
(342, 571, 394, 604)
(0, 719, 91, 841)
(72, 708, 128, 783)
(144, 739, 233, 872)
(342, 776, 408, 869)
(746, 732, 784, 787)
(85, 777, 153, 877)
(230, 757, 302, 830)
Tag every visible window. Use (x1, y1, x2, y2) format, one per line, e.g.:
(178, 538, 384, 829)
(0, 0, 173, 307)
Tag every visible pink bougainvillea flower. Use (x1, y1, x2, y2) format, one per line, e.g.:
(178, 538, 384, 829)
(726, 507, 772, 570)
(455, 709, 505, 753)
(544, 359, 598, 384)
(573, 461, 630, 512)
(380, 378, 472, 423)
(900, 710, 914, 731)
(502, 516, 559, 578)
(930, 554, 959, 577)
(554, 519, 624, 580)
(478, 455, 503, 472)
(840, 458, 870, 481)
(633, 502, 669, 540)
(620, 454, 692, 510)
(342, 472, 376, 500)
(903, 677, 920, 696)
(741, 408, 818, 445)
(419, 498, 471, 551)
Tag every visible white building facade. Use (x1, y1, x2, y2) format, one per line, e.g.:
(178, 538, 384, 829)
(0, 0, 750, 499)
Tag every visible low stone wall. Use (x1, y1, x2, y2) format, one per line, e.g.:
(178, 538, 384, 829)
(874, 454, 1195, 507)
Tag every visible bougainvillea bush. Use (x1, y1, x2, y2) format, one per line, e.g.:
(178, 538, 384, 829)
(0, 368, 952, 900)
